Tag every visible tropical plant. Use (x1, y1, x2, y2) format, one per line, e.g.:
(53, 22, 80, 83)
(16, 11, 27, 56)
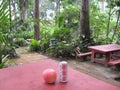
(0, 55, 9, 69)
(29, 39, 41, 52)
(0, 0, 18, 60)
(34, 0, 40, 40)
(56, 5, 80, 30)
(14, 38, 26, 47)
(47, 41, 74, 57)
(90, 2, 108, 44)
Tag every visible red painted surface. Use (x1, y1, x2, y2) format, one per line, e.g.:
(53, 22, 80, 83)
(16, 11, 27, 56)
(88, 44, 120, 53)
(88, 44, 120, 65)
(77, 52, 92, 57)
(0, 59, 120, 90)
(108, 59, 120, 66)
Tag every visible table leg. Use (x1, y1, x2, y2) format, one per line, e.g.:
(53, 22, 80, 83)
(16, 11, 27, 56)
(105, 52, 111, 66)
(91, 50, 95, 62)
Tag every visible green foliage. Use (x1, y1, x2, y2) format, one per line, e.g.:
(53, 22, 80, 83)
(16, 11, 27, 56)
(90, 1, 120, 44)
(0, 0, 17, 59)
(57, 5, 80, 31)
(0, 55, 9, 69)
(12, 19, 34, 39)
(0, 0, 10, 35)
(53, 5, 80, 50)
(39, 21, 55, 52)
(29, 39, 41, 52)
(115, 0, 120, 6)
(11, 19, 34, 47)
(0, 0, 10, 32)
(41, 21, 53, 39)
(40, 20, 75, 56)
(107, 0, 120, 8)
(40, 39, 50, 52)
(22, 30, 34, 39)
(14, 38, 26, 47)
(40, 20, 74, 54)
(53, 27, 71, 42)
(0, 61, 6, 68)
(90, 3, 108, 44)
(0, 50, 2, 63)
(47, 41, 74, 57)
(1, 0, 120, 59)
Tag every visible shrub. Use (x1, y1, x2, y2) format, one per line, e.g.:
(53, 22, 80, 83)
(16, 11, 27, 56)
(14, 38, 26, 47)
(39, 39, 50, 52)
(47, 41, 74, 57)
(29, 39, 41, 52)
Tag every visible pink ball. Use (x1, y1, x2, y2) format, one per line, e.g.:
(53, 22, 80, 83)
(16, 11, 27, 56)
(42, 69, 57, 84)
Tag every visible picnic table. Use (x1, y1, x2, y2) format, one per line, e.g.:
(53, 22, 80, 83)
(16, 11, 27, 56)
(88, 44, 120, 66)
(0, 59, 120, 90)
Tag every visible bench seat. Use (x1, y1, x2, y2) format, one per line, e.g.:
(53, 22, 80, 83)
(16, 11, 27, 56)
(77, 52, 92, 57)
(108, 59, 120, 66)
(74, 47, 92, 59)
(111, 54, 120, 59)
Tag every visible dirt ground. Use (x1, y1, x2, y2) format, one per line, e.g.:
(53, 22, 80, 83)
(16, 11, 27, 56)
(6, 47, 120, 87)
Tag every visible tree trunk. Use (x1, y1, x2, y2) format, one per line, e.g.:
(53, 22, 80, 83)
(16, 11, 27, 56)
(80, 0, 91, 41)
(106, 6, 112, 44)
(111, 10, 120, 42)
(34, 0, 40, 40)
(19, 0, 27, 20)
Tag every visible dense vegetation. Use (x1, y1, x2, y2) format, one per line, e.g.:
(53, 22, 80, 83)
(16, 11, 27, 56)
(0, 0, 120, 67)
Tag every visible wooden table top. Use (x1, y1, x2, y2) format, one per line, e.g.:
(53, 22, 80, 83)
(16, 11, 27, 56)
(0, 59, 120, 90)
(88, 44, 120, 53)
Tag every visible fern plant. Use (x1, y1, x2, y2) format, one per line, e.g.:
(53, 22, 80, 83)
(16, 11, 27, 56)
(0, 0, 17, 59)
(29, 39, 41, 52)
(0, 55, 9, 69)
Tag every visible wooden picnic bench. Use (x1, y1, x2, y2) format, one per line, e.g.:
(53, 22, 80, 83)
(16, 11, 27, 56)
(108, 59, 120, 81)
(108, 59, 120, 66)
(111, 53, 120, 59)
(74, 47, 92, 60)
(88, 44, 120, 66)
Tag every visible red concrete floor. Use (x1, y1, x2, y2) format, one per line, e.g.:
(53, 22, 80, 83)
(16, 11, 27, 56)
(0, 59, 120, 90)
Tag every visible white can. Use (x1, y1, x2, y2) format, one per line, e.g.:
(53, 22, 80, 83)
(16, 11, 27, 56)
(59, 61, 68, 82)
